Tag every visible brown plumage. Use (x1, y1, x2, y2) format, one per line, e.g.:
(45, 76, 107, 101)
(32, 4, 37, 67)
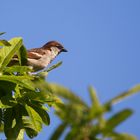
(9, 41, 67, 71)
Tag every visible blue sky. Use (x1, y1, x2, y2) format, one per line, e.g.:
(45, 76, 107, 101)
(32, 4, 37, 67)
(1, 0, 140, 139)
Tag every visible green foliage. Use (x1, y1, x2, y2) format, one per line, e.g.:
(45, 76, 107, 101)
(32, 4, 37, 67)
(0, 35, 139, 140)
(0, 32, 11, 46)
(0, 38, 23, 71)
(0, 32, 6, 36)
(0, 36, 61, 139)
(0, 40, 11, 47)
(49, 85, 140, 140)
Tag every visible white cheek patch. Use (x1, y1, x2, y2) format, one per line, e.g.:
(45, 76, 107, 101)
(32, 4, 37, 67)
(51, 47, 60, 57)
(52, 50, 58, 57)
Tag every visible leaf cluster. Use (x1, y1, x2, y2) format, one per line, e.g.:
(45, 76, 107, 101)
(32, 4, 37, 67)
(49, 84, 140, 140)
(0, 34, 61, 139)
(0, 33, 139, 140)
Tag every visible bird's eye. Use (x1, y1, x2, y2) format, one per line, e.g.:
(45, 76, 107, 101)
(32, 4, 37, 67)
(56, 45, 61, 49)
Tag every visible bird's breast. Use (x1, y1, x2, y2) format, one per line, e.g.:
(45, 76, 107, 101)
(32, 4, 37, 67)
(27, 55, 54, 71)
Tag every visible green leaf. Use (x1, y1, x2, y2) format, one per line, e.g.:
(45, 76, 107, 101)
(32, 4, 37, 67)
(0, 32, 5, 36)
(0, 80, 16, 97)
(10, 105, 25, 140)
(4, 108, 15, 138)
(105, 84, 140, 106)
(105, 131, 137, 140)
(0, 94, 17, 108)
(89, 86, 100, 107)
(14, 84, 22, 99)
(0, 37, 23, 71)
(25, 104, 42, 132)
(0, 40, 11, 46)
(15, 129, 24, 140)
(48, 83, 88, 108)
(65, 126, 82, 140)
(0, 124, 4, 132)
(88, 86, 106, 128)
(3, 105, 24, 139)
(50, 123, 67, 140)
(28, 103, 50, 125)
(9, 117, 24, 139)
(25, 127, 38, 138)
(89, 125, 100, 139)
(25, 128, 38, 139)
(46, 61, 63, 72)
(0, 109, 4, 131)
(103, 109, 133, 133)
(112, 133, 137, 140)
(55, 103, 87, 125)
(4, 66, 32, 74)
(36, 61, 63, 78)
(26, 79, 62, 104)
(22, 117, 38, 138)
(22, 89, 56, 103)
(17, 45, 27, 66)
(0, 75, 35, 90)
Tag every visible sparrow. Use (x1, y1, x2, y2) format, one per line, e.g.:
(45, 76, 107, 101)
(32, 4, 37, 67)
(10, 41, 67, 71)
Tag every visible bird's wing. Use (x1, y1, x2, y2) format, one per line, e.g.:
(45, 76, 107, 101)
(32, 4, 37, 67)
(27, 48, 45, 59)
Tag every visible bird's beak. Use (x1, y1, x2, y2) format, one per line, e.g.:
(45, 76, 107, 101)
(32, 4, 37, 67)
(61, 48, 68, 52)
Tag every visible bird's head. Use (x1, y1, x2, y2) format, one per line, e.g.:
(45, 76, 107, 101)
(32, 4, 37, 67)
(42, 41, 67, 55)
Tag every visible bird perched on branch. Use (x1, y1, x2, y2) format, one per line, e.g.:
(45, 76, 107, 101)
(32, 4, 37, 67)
(10, 41, 67, 71)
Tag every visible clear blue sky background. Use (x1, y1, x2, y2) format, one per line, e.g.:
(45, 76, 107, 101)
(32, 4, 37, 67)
(1, 0, 140, 139)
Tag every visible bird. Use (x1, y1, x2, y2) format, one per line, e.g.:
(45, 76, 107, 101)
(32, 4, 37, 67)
(10, 41, 67, 71)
